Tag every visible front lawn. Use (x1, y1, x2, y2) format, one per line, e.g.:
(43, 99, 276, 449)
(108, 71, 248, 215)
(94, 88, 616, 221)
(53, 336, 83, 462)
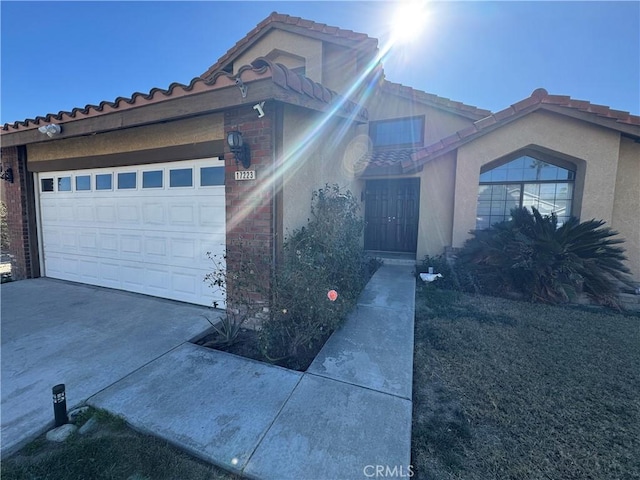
(412, 285, 640, 479)
(1, 409, 239, 480)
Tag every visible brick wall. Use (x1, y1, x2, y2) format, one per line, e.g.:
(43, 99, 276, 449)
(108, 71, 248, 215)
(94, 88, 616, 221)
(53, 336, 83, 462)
(224, 107, 274, 304)
(0, 146, 34, 280)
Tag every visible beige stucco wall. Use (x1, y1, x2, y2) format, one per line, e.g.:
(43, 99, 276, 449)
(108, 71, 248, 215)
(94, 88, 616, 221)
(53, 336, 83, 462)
(612, 137, 640, 279)
(366, 92, 475, 145)
(27, 113, 224, 162)
(452, 111, 621, 247)
(281, 105, 362, 238)
(450, 110, 635, 274)
(416, 151, 457, 261)
(322, 43, 359, 95)
(234, 30, 323, 83)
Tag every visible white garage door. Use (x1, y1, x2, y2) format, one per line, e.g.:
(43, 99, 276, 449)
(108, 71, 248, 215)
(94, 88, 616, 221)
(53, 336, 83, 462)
(37, 158, 226, 307)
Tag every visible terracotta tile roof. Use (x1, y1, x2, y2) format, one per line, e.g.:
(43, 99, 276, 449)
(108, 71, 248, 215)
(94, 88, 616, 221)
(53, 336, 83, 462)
(357, 148, 420, 176)
(367, 148, 417, 167)
(200, 12, 376, 82)
(381, 81, 492, 120)
(234, 58, 368, 121)
(2, 58, 367, 133)
(401, 88, 640, 173)
(2, 77, 218, 132)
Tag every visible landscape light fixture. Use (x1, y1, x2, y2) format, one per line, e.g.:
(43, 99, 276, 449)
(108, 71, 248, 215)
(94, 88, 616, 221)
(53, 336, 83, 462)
(227, 130, 251, 169)
(52, 384, 69, 427)
(38, 124, 62, 137)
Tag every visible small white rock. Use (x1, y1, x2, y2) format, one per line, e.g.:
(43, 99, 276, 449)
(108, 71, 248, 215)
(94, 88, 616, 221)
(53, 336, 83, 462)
(68, 406, 90, 421)
(79, 416, 98, 435)
(46, 424, 77, 442)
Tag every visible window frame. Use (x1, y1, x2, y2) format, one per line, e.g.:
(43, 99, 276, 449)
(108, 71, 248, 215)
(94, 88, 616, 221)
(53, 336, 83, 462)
(369, 115, 425, 149)
(75, 175, 92, 191)
(117, 171, 138, 190)
(200, 166, 225, 187)
(169, 168, 193, 188)
(142, 170, 164, 189)
(41, 177, 55, 193)
(476, 153, 576, 229)
(95, 173, 113, 191)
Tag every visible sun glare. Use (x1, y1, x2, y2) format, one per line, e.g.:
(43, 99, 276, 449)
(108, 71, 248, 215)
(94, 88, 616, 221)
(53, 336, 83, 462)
(391, 2, 429, 44)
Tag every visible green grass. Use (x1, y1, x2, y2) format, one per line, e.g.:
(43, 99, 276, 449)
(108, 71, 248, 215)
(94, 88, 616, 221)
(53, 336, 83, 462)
(411, 284, 640, 479)
(1, 408, 240, 480)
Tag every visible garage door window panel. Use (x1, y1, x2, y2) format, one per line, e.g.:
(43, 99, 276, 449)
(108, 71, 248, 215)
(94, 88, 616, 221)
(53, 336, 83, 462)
(170, 168, 193, 188)
(96, 174, 113, 190)
(58, 177, 71, 192)
(200, 166, 224, 186)
(118, 172, 137, 190)
(41, 178, 54, 192)
(76, 175, 91, 191)
(143, 170, 163, 189)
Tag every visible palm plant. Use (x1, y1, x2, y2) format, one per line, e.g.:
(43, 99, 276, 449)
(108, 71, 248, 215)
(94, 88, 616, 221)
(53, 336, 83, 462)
(458, 207, 633, 307)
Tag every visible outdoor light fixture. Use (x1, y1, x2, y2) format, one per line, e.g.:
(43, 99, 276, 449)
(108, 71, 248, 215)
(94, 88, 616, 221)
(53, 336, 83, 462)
(38, 124, 62, 138)
(227, 130, 251, 168)
(52, 384, 69, 427)
(0, 164, 14, 183)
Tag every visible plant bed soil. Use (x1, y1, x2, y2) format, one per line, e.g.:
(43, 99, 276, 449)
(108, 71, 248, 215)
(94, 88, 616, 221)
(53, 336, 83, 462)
(193, 328, 330, 372)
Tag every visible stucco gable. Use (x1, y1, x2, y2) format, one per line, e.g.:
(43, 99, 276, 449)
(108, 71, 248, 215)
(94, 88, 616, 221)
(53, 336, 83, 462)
(199, 12, 378, 83)
(404, 88, 640, 173)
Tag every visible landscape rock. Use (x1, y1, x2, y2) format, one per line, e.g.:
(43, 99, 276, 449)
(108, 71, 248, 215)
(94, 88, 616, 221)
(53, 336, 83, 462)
(68, 406, 90, 422)
(45, 424, 77, 442)
(79, 416, 98, 435)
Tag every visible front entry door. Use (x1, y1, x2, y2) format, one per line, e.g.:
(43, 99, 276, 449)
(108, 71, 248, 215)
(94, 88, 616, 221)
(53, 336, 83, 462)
(364, 178, 420, 253)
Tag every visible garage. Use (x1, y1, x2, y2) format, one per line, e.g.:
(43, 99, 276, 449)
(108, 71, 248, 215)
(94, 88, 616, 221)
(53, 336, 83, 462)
(36, 157, 226, 307)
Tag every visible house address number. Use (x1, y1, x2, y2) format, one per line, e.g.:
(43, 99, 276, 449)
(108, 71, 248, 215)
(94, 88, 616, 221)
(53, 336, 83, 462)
(235, 170, 256, 181)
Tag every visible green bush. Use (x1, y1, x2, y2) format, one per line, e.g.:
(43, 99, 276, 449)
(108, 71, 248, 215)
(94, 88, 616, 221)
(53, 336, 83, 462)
(419, 254, 479, 293)
(258, 184, 366, 364)
(455, 207, 633, 308)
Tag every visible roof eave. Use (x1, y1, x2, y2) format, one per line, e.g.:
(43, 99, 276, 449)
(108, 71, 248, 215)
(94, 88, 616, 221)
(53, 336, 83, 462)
(401, 101, 640, 174)
(1, 71, 367, 148)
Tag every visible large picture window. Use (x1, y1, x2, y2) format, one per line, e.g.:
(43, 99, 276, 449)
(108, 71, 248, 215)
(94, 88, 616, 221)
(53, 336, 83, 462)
(476, 155, 575, 229)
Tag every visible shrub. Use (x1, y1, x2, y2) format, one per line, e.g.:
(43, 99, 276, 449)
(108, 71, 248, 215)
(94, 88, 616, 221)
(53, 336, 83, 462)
(203, 246, 266, 347)
(456, 207, 633, 307)
(419, 254, 479, 293)
(258, 184, 366, 364)
(1, 202, 9, 251)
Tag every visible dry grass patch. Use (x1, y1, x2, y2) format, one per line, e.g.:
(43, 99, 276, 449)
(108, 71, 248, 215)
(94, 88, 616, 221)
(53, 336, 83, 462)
(1, 408, 240, 480)
(412, 285, 640, 480)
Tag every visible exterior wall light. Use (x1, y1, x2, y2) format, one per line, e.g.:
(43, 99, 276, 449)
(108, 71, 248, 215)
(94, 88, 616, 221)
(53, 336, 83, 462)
(227, 130, 251, 169)
(38, 124, 62, 138)
(0, 164, 13, 183)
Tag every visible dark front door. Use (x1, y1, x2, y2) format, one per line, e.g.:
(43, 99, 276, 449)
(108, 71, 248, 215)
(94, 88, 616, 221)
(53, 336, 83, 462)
(364, 178, 420, 253)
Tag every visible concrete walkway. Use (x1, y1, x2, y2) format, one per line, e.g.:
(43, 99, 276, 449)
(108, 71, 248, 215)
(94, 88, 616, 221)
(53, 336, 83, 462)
(89, 264, 416, 479)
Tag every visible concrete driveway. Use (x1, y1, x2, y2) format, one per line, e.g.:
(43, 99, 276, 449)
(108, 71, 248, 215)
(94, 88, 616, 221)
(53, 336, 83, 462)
(0, 278, 215, 457)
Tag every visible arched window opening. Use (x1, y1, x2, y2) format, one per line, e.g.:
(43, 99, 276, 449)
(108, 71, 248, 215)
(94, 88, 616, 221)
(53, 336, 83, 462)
(476, 155, 575, 229)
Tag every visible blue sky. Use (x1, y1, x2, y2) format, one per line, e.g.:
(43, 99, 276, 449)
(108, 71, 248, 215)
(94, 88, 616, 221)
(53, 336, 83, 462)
(1, 1, 639, 125)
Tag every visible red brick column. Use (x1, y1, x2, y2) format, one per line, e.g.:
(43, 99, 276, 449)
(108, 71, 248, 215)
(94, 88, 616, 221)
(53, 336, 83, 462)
(224, 107, 274, 304)
(0, 146, 35, 280)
